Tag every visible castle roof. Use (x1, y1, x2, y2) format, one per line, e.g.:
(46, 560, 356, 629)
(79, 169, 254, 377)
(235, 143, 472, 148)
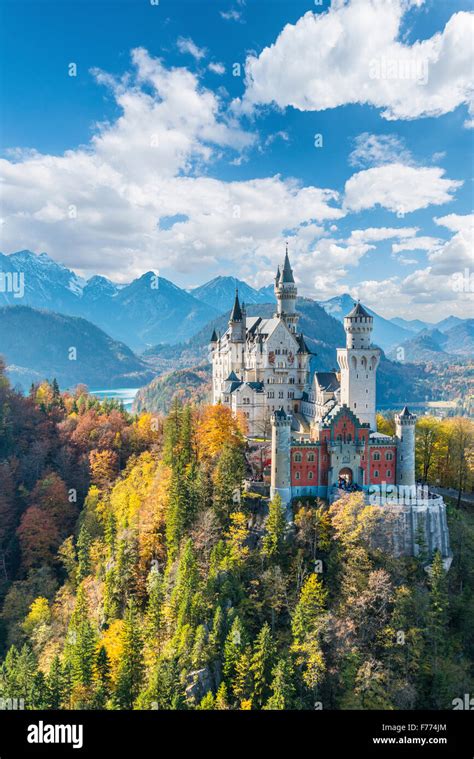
(229, 289, 243, 322)
(210, 328, 218, 342)
(398, 405, 416, 419)
(281, 248, 295, 284)
(346, 301, 371, 319)
(225, 371, 239, 382)
(296, 333, 311, 354)
(274, 406, 288, 419)
(314, 371, 340, 392)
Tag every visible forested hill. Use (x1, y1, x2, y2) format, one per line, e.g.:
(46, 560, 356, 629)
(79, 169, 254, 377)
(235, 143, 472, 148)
(0, 365, 473, 711)
(0, 306, 155, 389)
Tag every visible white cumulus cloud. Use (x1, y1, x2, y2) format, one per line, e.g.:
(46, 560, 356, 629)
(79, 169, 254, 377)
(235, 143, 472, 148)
(241, 0, 473, 123)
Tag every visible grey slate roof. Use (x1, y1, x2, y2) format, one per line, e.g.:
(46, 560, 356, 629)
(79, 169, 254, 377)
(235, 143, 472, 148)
(346, 301, 371, 319)
(315, 371, 340, 392)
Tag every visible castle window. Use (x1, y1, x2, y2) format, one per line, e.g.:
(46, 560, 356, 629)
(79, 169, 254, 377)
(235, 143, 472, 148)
(374, 470, 379, 478)
(267, 392, 274, 399)
(308, 471, 314, 480)
(373, 452, 380, 461)
(386, 452, 393, 461)
(293, 452, 302, 463)
(288, 391, 294, 399)
(387, 470, 391, 477)
(295, 472, 301, 480)
(307, 452, 315, 462)
(243, 397, 250, 405)
(278, 391, 284, 399)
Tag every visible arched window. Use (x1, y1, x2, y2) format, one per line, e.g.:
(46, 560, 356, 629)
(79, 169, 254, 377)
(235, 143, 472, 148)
(387, 470, 391, 478)
(293, 452, 302, 463)
(373, 452, 380, 461)
(374, 470, 379, 478)
(386, 452, 393, 460)
(308, 471, 314, 480)
(295, 471, 301, 480)
(307, 452, 315, 462)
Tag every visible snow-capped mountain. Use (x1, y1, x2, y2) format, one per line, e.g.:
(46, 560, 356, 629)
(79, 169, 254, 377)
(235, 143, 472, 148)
(190, 276, 274, 313)
(0, 250, 219, 350)
(0, 250, 86, 309)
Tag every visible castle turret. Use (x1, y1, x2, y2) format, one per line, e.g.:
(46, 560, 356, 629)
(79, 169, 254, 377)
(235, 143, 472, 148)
(275, 245, 298, 333)
(395, 406, 416, 490)
(270, 407, 292, 505)
(229, 289, 245, 343)
(336, 301, 380, 430)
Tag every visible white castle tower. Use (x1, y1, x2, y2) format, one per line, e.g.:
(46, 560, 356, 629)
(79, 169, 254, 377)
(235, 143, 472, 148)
(275, 245, 298, 333)
(395, 406, 417, 490)
(270, 408, 292, 505)
(337, 302, 380, 430)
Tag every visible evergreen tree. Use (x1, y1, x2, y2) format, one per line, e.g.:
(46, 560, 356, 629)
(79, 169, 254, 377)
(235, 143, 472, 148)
(264, 658, 296, 710)
(262, 494, 286, 561)
(77, 525, 92, 582)
(92, 645, 111, 709)
(46, 655, 65, 709)
(251, 623, 275, 707)
(223, 616, 248, 685)
(115, 600, 145, 709)
(65, 585, 97, 688)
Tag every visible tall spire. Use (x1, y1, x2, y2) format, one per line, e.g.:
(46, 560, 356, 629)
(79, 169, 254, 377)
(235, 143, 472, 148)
(281, 244, 295, 284)
(230, 288, 243, 322)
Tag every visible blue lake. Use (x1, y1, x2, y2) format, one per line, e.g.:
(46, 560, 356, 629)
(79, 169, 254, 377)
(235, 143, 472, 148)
(89, 388, 139, 411)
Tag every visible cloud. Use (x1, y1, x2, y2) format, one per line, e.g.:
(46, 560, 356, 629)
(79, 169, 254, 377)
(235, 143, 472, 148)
(241, 1, 474, 123)
(0, 49, 345, 283)
(344, 163, 462, 213)
(352, 219, 474, 318)
(177, 36, 207, 61)
(220, 9, 242, 22)
(208, 62, 226, 75)
(434, 213, 474, 235)
(349, 133, 413, 168)
(392, 236, 442, 253)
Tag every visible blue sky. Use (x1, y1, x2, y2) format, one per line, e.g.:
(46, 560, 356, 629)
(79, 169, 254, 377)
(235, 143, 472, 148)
(0, 0, 473, 319)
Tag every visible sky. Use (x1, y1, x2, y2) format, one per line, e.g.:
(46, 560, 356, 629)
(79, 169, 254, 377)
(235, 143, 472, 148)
(0, 0, 473, 320)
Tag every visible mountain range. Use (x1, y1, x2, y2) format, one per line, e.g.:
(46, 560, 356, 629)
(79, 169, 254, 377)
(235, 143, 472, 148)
(1, 250, 470, 353)
(0, 306, 155, 389)
(388, 321, 474, 365)
(0, 251, 219, 351)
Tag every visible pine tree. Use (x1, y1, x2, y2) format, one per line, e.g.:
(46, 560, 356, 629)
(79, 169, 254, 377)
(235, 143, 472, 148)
(92, 645, 111, 709)
(46, 655, 65, 709)
(76, 525, 92, 581)
(65, 585, 97, 688)
(115, 600, 145, 709)
(250, 623, 275, 707)
(292, 573, 327, 645)
(223, 615, 247, 684)
(262, 494, 286, 560)
(214, 681, 230, 710)
(233, 649, 253, 706)
(144, 565, 165, 653)
(169, 539, 199, 629)
(264, 658, 296, 710)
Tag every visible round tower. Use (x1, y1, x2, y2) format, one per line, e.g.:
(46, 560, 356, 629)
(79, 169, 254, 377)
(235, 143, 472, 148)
(270, 407, 292, 505)
(395, 406, 417, 492)
(275, 245, 298, 333)
(336, 301, 380, 430)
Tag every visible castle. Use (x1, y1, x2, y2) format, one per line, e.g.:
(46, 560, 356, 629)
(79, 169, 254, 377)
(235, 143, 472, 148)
(211, 248, 451, 562)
